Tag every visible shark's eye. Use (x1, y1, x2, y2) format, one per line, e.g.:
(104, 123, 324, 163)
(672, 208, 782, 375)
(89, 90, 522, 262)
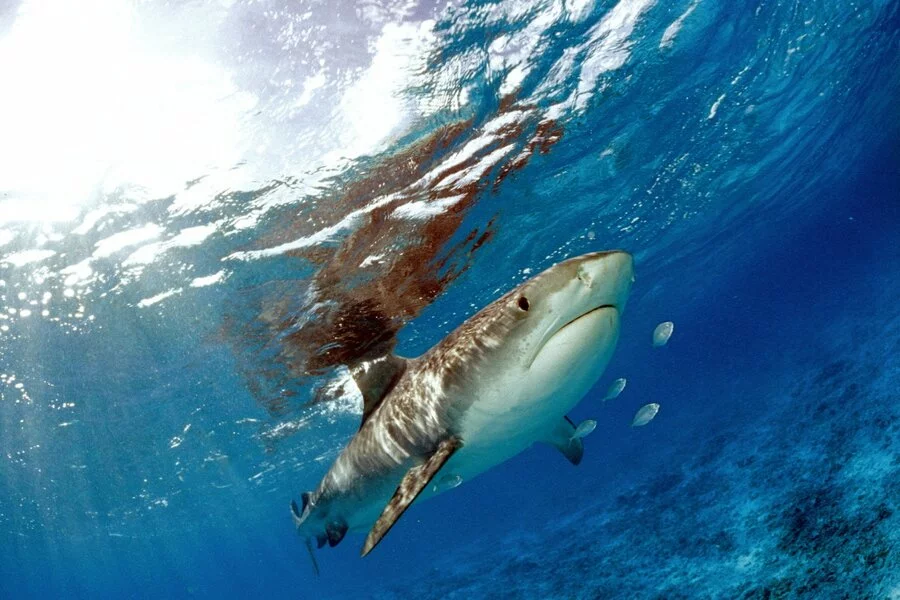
(517, 297, 530, 311)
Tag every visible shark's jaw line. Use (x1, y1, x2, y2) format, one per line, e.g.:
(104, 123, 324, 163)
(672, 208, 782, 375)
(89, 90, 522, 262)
(527, 303, 619, 369)
(558, 303, 618, 333)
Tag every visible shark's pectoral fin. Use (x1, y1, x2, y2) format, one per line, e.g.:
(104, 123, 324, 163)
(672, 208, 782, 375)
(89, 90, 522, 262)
(542, 416, 584, 466)
(361, 436, 462, 557)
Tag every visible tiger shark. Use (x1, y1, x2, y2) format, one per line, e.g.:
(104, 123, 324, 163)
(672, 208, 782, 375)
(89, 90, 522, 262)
(290, 250, 634, 566)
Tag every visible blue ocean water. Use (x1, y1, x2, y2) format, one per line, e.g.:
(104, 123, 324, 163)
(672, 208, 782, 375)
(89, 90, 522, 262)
(0, 0, 898, 598)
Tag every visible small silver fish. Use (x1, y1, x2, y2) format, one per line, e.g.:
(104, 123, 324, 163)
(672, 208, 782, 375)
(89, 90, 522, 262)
(631, 403, 660, 427)
(431, 474, 463, 493)
(652, 321, 674, 347)
(571, 419, 597, 439)
(603, 377, 627, 401)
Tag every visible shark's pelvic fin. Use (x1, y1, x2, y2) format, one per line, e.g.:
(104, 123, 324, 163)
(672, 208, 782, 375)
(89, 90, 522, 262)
(361, 436, 462, 557)
(542, 416, 584, 466)
(350, 355, 408, 429)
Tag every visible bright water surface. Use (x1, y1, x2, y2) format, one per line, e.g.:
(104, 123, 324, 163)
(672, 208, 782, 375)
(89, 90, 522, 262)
(1, 0, 898, 598)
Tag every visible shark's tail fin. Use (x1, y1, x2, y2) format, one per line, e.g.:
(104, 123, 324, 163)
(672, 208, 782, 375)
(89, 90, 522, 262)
(290, 492, 313, 528)
(304, 537, 320, 576)
(291, 493, 321, 576)
(291, 492, 349, 575)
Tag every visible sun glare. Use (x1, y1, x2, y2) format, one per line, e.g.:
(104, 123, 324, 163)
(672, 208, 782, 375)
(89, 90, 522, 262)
(0, 0, 255, 225)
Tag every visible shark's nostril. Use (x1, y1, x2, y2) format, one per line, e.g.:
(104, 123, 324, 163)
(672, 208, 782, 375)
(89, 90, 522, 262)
(577, 269, 593, 288)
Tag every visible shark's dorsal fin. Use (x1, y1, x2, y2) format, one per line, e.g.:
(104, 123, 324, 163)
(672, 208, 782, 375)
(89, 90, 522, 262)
(542, 416, 584, 466)
(350, 355, 408, 429)
(361, 436, 462, 557)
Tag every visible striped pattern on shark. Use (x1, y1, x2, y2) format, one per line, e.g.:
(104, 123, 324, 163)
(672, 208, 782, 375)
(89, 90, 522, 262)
(290, 250, 635, 564)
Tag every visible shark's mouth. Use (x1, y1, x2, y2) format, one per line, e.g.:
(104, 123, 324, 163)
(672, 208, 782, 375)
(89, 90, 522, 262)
(557, 303, 617, 333)
(527, 304, 618, 368)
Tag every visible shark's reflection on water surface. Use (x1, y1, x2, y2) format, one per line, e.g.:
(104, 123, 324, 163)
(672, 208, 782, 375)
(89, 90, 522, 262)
(224, 101, 566, 420)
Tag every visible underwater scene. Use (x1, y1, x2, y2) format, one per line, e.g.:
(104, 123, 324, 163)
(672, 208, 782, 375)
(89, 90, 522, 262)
(1, 0, 898, 598)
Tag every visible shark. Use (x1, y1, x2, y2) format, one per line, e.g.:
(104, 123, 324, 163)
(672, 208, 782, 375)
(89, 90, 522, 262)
(290, 250, 635, 567)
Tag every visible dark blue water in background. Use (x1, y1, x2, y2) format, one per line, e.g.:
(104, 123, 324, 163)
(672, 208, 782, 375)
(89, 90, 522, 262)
(0, 0, 898, 598)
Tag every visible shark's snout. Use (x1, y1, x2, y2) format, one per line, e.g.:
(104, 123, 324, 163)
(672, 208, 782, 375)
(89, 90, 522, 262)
(571, 250, 634, 311)
(523, 250, 634, 370)
(576, 266, 594, 288)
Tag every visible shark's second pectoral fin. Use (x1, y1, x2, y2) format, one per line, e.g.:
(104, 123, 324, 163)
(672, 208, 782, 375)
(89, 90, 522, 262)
(361, 436, 462, 557)
(542, 416, 584, 466)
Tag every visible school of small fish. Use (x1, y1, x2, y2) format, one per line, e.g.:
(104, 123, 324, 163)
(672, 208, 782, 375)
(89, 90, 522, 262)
(594, 323, 672, 430)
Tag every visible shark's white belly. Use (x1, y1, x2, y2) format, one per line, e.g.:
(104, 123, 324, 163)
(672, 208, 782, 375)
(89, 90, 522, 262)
(449, 394, 566, 481)
(439, 306, 621, 490)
